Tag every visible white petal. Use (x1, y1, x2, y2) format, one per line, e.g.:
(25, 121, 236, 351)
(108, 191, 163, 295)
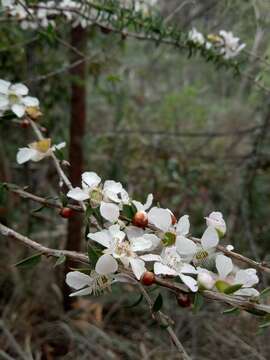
(66, 271, 91, 290)
(180, 274, 198, 292)
(234, 288, 259, 297)
(125, 225, 144, 240)
(144, 193, 153, 210)
(88, 229, 111, 248)
(176, 215, 190, 235)
(130, 236, 152, 252)
(216, 254, 233, 279)
(16, 148, 37, 164)
(133, 200, 144, 212)
(82, 171, 101, 188)
(69, 287, 92, 297)
(148, 207, 172, 231)
(11, 103, 25, 118)
(0, 79, 10, 94)
(176, 236, 197, 256)
(143, 233, 160, 250)
(95, 254, 118, 275)
(201, 226, 219, 250)
(0, 95, 9, 108)
(22, 96, 39, 107)
(140, 254, 162, 262)
(100, 202, 119, 222)
(109, 224, 125, 241)
(54, 142, 66, 150)
(181, 263, 197, 275)
(154, 262, 177, 276)
(234, 269, 259, 287)
(129, 258, 146, 280)
(10, 83, 29, 96)
(67, 187, 89, 201)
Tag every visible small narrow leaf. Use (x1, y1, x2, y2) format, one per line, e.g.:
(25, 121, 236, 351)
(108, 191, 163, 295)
(125, 294, 143, 308)
(260, 287, 270, 298)
(259, 321, 270, 329)
(15, 253, 42, 269)
(193, 292, 204, 313)
(224, 284, 242, 294)
(222, 307, 240, 315)
(54, 255, 66, 267)
(152, 293, 163, 313)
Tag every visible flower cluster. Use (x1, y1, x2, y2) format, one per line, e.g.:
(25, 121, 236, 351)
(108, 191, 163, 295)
(63, 171, 260, 298)
(188, 28, 246, 59)
(1, 0, 158, 29)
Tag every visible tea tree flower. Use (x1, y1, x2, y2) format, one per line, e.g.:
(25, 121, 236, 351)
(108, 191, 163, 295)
(0, 79, 39, 118)
(141, 246, 198, 292)
(16, 139, 65, 164)
(88, 224, 152, 279)
(188, 28, 205, 45)
(67, 172, 101, 202)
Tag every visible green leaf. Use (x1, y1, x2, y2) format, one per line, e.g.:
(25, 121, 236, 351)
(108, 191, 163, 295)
(0, 182, 6, 205)
(193, 292, 204, 313)
(222, 307, 240, 315)
(260, 287, 270, 298)
(59, 192, 68, 207)
(87, 244, 101, 267)
(224, 284, 242, 294)
(54, 147, 64, 161)
(122, 204, 136, 221)
(32, 205, 46, 213)
(15, 253, 42, 269)
(125, 294, 143, 308)
(54, 255, 66, 267)
(162, 232, 176, 247)
(152, 293, 163, 313)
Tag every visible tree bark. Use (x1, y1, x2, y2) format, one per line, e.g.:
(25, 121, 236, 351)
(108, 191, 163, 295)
(64, 26, 87, 309)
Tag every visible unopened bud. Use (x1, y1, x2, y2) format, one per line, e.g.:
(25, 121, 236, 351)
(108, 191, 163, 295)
(197, 272, 215, 290)
(133, 211, 148, 228)
(141, 271, 155, 286)
(177, 293, 192, 308)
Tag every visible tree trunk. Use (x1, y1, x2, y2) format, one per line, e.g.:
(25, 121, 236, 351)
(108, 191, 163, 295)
(64, 26, 87, 310)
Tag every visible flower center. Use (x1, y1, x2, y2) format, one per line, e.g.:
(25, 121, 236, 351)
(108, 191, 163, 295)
(8, 93, 19, 104)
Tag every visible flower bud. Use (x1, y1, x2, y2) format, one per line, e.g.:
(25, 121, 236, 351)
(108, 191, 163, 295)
(59, 207, 73, 219)
(20, 119, 30, 128)
(197, 272, 215, 290)
(141, 271, 155, 286)
(205, 211, 226, 236)
(132, 211, 148, 228)
(176, 293, 192, 308)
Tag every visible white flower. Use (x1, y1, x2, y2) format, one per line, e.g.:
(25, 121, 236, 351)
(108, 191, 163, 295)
(215, 254, 259, 296)
(103, 180, 129, 204)
(66, 269, 116, 297)
(16, 139, 65, 164)
(177, 226, 219, 263)
(141, 246, 198, 292)
(67, 171, 101, 201)
(205, 211, 226, 236)
(0, 80, 39, 118)
(188, 28, 205, 46)
(88, 224, 152, 279)
(218, 30, 246, 59)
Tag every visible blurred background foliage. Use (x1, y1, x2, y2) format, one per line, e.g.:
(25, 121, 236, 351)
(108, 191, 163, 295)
(1, 0, 270, 359)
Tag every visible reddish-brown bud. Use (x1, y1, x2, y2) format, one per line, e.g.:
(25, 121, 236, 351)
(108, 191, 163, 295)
(20, 119, 30, 128)
(171, 213, 177, 225)
(141, 271, 155, 286)
(59, 207, 73, 219)
(176, 293, 192, 308)
(132, 211, 148, 228)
